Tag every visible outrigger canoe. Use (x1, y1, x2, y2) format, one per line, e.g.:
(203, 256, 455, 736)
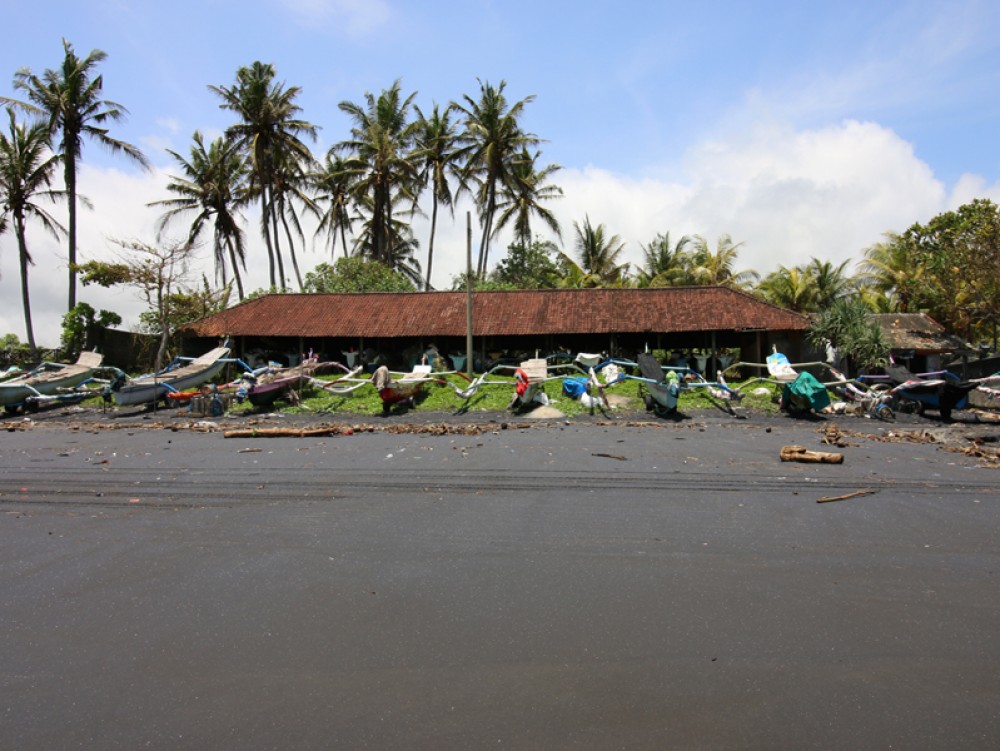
(0, 351, 104, 414)
(111, 346, 232, 407)
(243, 360, 345, 407)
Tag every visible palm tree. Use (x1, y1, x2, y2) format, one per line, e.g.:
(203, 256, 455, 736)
(312, 151, 355, 259)
(412, 102, 461, 290)
(570, 216, 629, 285)
(689, 234, 759, 288)
(492, 147, 562, 249)
(856, 233, 928, 312)
(806, 257, 854, 309)
(756, 265, 817, 312)
(210, 61, 317, 290)
(0, 110, 65, 352)
(636, 232, 692, 287)
(5, 39, 149, 311)
(150, 132, 250, 300)
(454, 79, 539, 277)
(336, 80, 420, 269)
(352, 204, 423, 287)
(270, 153, 318, 291)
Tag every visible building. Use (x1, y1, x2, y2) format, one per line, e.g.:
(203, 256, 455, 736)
(871, 313, 971, 372)
(180, 287, 811, 376)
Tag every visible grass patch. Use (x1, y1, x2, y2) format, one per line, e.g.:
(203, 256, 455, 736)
(224, 371, 784, 418)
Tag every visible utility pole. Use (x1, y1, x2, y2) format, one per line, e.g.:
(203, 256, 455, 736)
(466, 211, 474, 377)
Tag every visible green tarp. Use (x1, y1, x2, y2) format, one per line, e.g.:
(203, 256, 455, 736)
(781, 371, 831, 413)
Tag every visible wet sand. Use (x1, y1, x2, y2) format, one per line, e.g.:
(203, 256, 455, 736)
(2, 407, 999, 749)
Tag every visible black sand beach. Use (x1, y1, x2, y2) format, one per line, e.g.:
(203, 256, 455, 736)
(2, 406, 999, 749)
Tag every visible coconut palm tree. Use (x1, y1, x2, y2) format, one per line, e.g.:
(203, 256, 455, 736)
(336, 80, 420, 269)
(0, 111, 65, 352)
(756, 265, 817, 312)
(4, 39, 149, 311)
(689, 234, 759, 289)
(412, 102, 461, 290)
(312, 150, 355, 259)
(636, 232, 692, 287)
(856, 233, 928, 312)
(454, 79, 539, 277)
(492, 147, 562, 249)
(210, 61, 317, 290)
(269, 151, 318, 292)
(806, 257, 854, 309)
(351, 202, 423, 288)
(150, 131, 250, 300)
(570, 216, 629, 286)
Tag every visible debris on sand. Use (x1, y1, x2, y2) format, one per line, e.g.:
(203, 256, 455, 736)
(816, 489, 876, 503)
(780, 445, 844, 464)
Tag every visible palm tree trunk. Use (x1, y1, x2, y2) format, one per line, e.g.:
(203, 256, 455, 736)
(280, 209, 304, 291)
(340, 222, 350, 258)
(268, 193, 287, 290)
(477, 189, 496, 278)
(65, 153, 78, 312)
(15, 217, 36, 354)
(260, 188, 277, 288)
(425, 197, 439, 291)
(226, 236, 245, 300)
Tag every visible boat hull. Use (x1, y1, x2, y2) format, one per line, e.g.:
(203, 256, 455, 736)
(113, 359, 228, 407)
(0, 354, 102, 409)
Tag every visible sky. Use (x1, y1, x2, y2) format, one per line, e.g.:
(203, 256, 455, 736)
(2, 0, 1000, 346)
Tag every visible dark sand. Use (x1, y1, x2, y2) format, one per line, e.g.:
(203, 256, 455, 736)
(2, 405, 999, 749)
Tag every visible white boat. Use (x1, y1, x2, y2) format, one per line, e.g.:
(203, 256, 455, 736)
(112, 346, 231, 406)
(0, 351, 104, 413)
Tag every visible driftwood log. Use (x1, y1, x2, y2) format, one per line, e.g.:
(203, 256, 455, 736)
(779, 444, 844, 464)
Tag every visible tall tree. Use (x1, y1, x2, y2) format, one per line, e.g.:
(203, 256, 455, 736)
(689, 234, 758, 289)
(0, 110, 65, 352)
(897, 199, 1000, 342)
(336, 80, 420, 270)
(5, 39, 149, 311)
(492, 147, 562, 249)
(150, 131, 250, 300)
(636, 232, 692, 287)
(568, 216, 629, 286)
(490, 238, 560, 289)
(312, 151, 355, 259)
(806, 257, 854, 309)
(412, 102, 461, 290)
(210, 61, 317, 290)
(454, 79, 539, 277)
(856, 232, 930, 313)
(78, 238, 198, 370)
(756, 265, 817, 312)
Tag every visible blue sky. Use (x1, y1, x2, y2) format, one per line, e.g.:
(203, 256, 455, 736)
(2, 0, 1000, 344)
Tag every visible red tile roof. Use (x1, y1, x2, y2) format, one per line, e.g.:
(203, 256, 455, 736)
(182, 287, 809, 338)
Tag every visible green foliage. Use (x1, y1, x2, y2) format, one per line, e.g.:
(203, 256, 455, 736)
(0, 333, 32, 368)
(303, 257, 417, 293)
(449, 273, 516, 291)
(137, 277, 231, 334)
(899, 198, 1000, 342)
(808, 296, 888, 371)
(489, 239, 560, 288)
(60, 302, 121, 355)
(76, 261, 134, 287)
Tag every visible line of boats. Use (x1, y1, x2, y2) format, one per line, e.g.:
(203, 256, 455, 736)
(3, 343, 998, 420)
(0, 346, 240, 414)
